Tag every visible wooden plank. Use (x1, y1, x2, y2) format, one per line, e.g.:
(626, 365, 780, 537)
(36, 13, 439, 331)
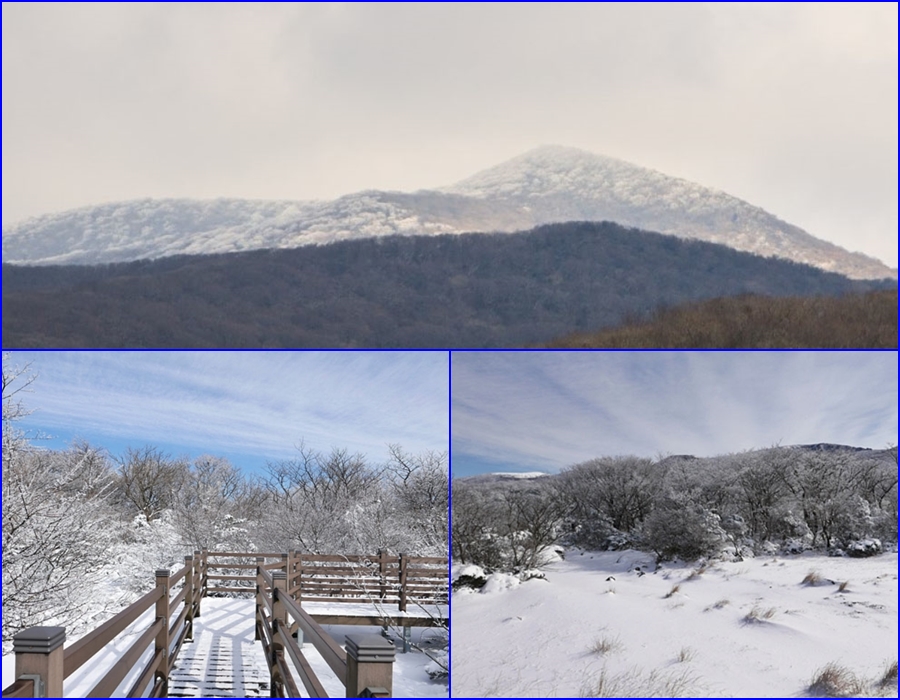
(87, 617, 163, 697)
(65, 584, 164, 677)
(279, 593, 347, 684)
(205, 562, 261, 570)
(308, 613, 447, 627)
(206, 574, 256, 582)
(276, 654, 301, 698)
(294, 596, 395, 604)
(278, 623, 329, 698)
(1, 679, 35, 698)
(205, 586, 255, 594)
(126, 649, 162, 698)
(170, 584, 188, 609)
(169, 563, 191, 586)
(168, 604, 188, 641)
(299, 554, 375, 564)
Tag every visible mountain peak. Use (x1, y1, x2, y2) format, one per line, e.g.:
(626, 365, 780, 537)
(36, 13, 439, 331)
(442, 145, 640, 199)
(2, 146, 896, 280)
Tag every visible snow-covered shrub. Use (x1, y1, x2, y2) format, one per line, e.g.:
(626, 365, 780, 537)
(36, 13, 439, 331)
(781, 537, 809, 555)
(846, 538, 881, 557)
(640, 494, 727, 562)
(601, 532, 632, 551)
(424, 651, 449, 680)
(452, 574, 488, 591)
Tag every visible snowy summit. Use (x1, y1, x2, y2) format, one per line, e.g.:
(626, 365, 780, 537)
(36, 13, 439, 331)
(3, 146, 895, 280)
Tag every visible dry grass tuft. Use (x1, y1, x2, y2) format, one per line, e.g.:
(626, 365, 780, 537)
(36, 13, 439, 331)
(807, 663, 864, 697)
(588, 634, 623, 656)
(675, 646, 695, 663)
(742, 605, 777, 624)
(879, 660, 898, 688)
(837, 580, 850, 593)
(664, 584, 681, 599)
(802, 570, 823, 586)
(580, 666, 699, 698)
(685, 564, 708, 581)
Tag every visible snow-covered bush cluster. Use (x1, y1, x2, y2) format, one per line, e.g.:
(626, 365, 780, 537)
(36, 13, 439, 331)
(2, 356, 448, 651)
(453, 446, 897, 573)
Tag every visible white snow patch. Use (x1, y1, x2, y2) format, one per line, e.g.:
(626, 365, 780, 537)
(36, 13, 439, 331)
(452, 549, 899, 698)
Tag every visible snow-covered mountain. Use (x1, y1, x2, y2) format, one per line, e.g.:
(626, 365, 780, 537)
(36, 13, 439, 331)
(3, 146, 895, 280)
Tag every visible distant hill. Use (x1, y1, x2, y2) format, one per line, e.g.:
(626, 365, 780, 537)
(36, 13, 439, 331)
(3, 221, 892, 349)
(544, 289, 898, 349)
(3, 146, 896, 280)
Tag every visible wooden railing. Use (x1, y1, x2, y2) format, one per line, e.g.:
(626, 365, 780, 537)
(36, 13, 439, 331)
(3, 552, 202, 698)
(2, 550, 447, 698)
(204, 550, 448, 615)
(256, 565, 397, 698)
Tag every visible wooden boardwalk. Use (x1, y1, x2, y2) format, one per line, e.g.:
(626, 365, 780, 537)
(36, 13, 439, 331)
(3, 550, 448, 698)
(168, 599, 269, 699)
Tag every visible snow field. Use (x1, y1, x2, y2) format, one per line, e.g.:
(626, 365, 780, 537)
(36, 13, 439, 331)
(451, 550, 898, 698)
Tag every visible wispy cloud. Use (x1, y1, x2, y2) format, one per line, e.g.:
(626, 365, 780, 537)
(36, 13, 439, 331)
(7, 351, 449, 472)
(451, 351, 897, 476)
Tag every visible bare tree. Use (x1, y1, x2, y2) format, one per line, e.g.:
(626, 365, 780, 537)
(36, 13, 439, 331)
(175, 455, 257, 550)
(3, 441, 121, 646)
(386, 444, 449, 555)
(115, 445, 188, 523)
(261, 443, 384, 553)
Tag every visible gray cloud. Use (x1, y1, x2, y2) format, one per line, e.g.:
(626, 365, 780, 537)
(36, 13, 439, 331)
(2, 3, 896, 266)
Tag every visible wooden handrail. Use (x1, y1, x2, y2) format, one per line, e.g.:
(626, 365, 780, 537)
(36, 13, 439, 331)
(170, 562, 191, 585)
(126, 649, 163, 699)
(277, 623, 329, 698)
(86, 617, 163, 697)
(1, 679, 34, 698)
(277, 588, 347, 685)
(64, 584, 164, 677)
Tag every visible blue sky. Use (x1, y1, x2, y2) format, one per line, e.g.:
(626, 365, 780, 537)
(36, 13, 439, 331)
(4, 351, 449, 476)
(452, 351, 898, 477)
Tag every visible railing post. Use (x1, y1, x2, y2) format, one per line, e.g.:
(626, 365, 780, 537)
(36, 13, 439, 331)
(294, 551, 303, 605)
(398, 553, 408, 613)
(255, 557, 264, 642)
(345, 634, 395, 698)
(184, 554, 195, 642)
(193, 550, 202, 618)
(288, 551, 303, 639)
(201, 550, 209, 600)
(155, 569, 171, 696)
(271, 571, 288, 696)
(12, 626, 65, 698)
(378, 549, 387, 600)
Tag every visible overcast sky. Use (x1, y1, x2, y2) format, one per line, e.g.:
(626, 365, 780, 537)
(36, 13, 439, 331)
(2, 3, 896, 267)
(5, 351, 449, 476)
(452, 351, 898, 477)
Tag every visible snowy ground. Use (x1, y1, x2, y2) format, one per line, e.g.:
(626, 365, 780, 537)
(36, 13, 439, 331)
(451, 549, 898, 698)
(3, 598, 447, 698)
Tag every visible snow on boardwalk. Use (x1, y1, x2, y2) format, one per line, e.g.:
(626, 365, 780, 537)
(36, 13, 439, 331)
(168, 598, 269, 698)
